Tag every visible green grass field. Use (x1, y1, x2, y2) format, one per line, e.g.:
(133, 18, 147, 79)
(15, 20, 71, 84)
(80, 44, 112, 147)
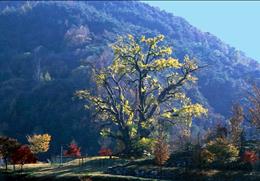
(0, 157, 159, 180)
(1, 156, 259, 181)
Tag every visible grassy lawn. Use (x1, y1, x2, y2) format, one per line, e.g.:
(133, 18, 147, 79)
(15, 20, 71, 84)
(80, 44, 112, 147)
(1, 157, 259, 181)
(0, 157, 160, 180)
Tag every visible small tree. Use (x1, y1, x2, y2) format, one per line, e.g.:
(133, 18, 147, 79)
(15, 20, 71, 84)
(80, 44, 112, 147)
(64, 142, 81, 157)
(245, 84, 260, 157)
(242, 150, 258, 165)
(204, 137, 239, 163)
(27, 134, 51, 154)
(229, 104, 244, 147)
(247, 84, 260, 129)
(11, 145, 36, 171)
(0, 136, 21, 170)
(154, 132, 170, 166)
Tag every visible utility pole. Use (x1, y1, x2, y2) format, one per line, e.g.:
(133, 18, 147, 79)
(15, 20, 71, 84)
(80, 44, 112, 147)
(60, 145, 63, 166)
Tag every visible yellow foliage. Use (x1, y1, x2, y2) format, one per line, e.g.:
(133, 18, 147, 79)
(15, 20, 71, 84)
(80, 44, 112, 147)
(27, 134, 51, 154)
(180, 103, 208, 117)
(76, 34, 208, 156)
(183, 55, 198, 70)
(149, 58, 181, 70)
(201, 149, 216, 164)
(161, 103, 207, 124)
(203, 137, 239, 163)
(159, 47, 172, 55)
(95, 72, 107, 85)
(135, 137, 155, 153)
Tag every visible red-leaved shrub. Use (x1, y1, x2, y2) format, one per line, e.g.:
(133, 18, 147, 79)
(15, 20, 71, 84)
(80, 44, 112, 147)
(11, 145, 37, 165)
(242, 150, 258, 164)
(64, 143, 81, 157)
(98, 148, 112, 156)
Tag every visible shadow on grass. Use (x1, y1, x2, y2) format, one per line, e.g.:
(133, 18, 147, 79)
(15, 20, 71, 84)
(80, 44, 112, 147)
(1, 157, 129, 179)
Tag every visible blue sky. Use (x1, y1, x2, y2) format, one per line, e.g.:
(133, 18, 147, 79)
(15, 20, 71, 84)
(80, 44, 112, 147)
(143, 1, 260, 61)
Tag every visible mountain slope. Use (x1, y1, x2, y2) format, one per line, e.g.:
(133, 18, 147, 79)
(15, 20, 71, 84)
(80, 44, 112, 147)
(0, 1, 259, 155)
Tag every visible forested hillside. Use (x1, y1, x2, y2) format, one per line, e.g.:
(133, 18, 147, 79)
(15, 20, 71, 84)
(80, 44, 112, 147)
(0, 1, 259, 155)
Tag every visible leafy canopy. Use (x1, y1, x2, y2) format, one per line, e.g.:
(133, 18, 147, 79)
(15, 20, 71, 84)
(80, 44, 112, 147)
(27, 134, 51, 154)
(11, 145, 37, 166)
(203, 137, 239, 163)
(0, 136, 21, 159)
(76, 34, 207, 155)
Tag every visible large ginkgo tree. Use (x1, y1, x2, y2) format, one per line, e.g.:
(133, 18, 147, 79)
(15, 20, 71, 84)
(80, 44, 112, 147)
(76, 35, 207, 156)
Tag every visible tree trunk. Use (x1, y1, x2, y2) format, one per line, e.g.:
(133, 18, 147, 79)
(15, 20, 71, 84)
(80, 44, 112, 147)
(120, 128, 134, 156)
(4, 158, 7, 171)
(117, 127, 146, 157)
(122, 139, 133, 156)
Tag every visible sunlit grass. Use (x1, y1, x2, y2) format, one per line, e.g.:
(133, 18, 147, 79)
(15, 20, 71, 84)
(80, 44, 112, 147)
(1, 156, 259, 180)
(1, 156, 130, 179)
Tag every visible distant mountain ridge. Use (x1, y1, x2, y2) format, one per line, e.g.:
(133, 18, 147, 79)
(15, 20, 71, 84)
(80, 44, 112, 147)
(0, 1, 259, 154)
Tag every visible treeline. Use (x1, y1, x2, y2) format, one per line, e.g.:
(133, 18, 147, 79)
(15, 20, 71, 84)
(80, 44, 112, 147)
(0, 134, 51, 170)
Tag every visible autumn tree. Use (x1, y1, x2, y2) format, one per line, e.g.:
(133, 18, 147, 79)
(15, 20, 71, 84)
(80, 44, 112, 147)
(229, 103, 244, 147)
(247, 84, 260, 129)
(202, 137, 239, 164)
(11, 145, 36, 171)
(76, 34, 207, 156)
(27, 134, 51, 154)
(242, 150, 258, 165)
(154, 132, 170, 166)
(246, 83, 260, 157)
(64, 142, 81, 157)
(0, 136, 21, 170)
